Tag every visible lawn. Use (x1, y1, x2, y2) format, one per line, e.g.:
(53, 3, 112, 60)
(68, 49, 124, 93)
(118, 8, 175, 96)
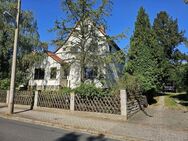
(164, 92, 188, 110)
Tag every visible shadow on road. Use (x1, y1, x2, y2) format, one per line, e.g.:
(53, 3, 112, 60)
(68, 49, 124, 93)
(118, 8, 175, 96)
(87, 134, 107, 141)
(55, 132, 80, 141)
(55, 133, 107, 141)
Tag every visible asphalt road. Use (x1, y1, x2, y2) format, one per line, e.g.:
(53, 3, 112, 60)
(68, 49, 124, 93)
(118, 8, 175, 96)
(0, 118, 118, 141)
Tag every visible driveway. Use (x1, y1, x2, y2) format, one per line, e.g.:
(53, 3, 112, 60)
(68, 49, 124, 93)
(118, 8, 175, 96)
(126, 96, 188, 140)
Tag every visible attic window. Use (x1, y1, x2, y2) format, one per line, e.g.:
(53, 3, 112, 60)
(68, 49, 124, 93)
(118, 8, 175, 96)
(34, 68, 45, 80)
(50, 67, 57, 79)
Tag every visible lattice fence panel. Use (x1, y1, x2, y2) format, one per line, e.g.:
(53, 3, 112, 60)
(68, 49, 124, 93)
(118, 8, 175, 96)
(0, 90, 7, 103)
(14, 91, 34, 105)
(37, 91, 70, 110)
(75, 94, 121, 114)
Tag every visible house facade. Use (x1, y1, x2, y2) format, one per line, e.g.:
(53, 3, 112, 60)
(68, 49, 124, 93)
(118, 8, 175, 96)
(28, 22, 124, 90)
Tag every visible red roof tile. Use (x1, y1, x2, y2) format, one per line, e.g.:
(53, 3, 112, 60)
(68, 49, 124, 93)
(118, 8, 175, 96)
(46, 51, 63, 63)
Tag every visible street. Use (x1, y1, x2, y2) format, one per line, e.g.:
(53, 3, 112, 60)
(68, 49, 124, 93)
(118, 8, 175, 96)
(0, 118, 118, 141)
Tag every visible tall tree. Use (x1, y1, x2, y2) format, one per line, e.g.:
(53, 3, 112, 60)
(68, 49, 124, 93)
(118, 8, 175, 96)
(0, 0, 42, 89)
(52, 0, 125, 83)
(126, 7, 160, 92)
(153, 11, 185, 89)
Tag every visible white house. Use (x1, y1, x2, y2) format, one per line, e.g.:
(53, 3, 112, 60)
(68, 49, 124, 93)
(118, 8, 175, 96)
(28, 21, 124, 90)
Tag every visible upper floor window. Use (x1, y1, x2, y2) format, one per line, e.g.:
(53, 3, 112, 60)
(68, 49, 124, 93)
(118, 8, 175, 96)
(50, 67, 57, 79)
(34, 68, 45, 80)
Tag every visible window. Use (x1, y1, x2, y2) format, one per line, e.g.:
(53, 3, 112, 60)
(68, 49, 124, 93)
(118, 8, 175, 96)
(50, 67, 57, 79)
(84, 67, 97, 79)
(61, 66, 70, 79)
(34, 68, 45, 80)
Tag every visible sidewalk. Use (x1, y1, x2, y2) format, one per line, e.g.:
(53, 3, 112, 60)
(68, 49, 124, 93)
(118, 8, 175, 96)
(0, 103, 188, 141)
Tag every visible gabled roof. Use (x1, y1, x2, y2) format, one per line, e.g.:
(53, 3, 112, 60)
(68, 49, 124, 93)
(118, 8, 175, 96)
(46, 51, 63, 64)
(54, 20, 121, 53)
(54, 21, 80, 53)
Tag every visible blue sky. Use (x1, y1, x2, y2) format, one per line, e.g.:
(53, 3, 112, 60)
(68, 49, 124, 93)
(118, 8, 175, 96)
(22, 0, 188, 54)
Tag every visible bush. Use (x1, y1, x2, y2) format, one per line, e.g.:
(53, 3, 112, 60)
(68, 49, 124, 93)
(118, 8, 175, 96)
(41, 87, 72, 95)
(111, 73, 142, 96)
(0, 78, 10, 90)
(74, 83, 108, 96)
(58, 87, 72, 95)
(125, 73, 143, 95)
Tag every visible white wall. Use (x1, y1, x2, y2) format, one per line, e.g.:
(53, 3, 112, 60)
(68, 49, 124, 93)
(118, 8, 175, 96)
(29, 21, 124, 89)
(28, 56, 61, 89)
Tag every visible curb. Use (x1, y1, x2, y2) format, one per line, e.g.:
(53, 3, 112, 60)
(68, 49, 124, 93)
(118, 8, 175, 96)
(14, 105, 128, 122)
(0, 113, 146, 141)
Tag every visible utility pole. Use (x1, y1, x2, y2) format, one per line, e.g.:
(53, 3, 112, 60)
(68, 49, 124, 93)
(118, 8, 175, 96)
(8, 0, 21, 114)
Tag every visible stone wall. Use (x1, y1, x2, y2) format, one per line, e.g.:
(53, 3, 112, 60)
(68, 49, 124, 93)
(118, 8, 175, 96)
(127, 93, 147, 117)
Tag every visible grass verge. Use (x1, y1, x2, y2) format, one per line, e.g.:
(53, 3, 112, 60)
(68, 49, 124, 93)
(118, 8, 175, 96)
(164, 92, 188, 110)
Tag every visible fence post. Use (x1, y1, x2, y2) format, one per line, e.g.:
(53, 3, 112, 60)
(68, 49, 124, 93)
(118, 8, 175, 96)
(70, 92, 75, 111)
(34, 91, 39, 109)
(120, 89, 127, 120)
(6, 90, 10, 104)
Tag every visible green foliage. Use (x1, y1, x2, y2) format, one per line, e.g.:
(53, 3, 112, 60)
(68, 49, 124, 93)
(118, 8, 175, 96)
(52, 0, 125, 84)
(153, 11, 186, 90)
(58, 87, 72, 95)
(111, 73, 142, 96)
(126, 8, 186, 93)
(0, 78, 10, 90)
(74, 83, 108, 96)
(126, 7, 159, 92)
(0, 0, 42, 87)
(153, 11, 185, 60)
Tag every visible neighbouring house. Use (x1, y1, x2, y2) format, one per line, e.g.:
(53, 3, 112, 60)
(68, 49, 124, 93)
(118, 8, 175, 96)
(28, 21, 124, 90)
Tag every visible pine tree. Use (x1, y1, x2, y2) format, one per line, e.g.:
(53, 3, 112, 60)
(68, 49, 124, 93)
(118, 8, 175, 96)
(153, 11, 185, 89)
(126, 7, 159, 92)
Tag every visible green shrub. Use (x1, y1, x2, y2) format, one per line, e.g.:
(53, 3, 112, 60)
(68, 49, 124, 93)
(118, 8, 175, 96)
(58, 87, 72, 95)
(111, 73, 142, 95)
(0, 78, 10, 90)
(124, 73, 142, 95)
(74, 83, 108, 96)
(41, 87, 72, 95)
